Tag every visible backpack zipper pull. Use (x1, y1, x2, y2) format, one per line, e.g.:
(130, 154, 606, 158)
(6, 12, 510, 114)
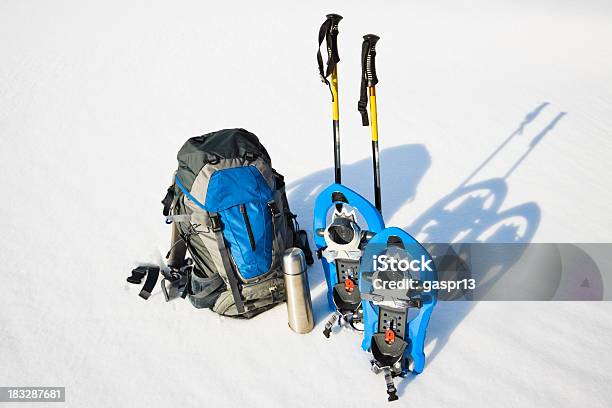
(240, 204, 256, 251)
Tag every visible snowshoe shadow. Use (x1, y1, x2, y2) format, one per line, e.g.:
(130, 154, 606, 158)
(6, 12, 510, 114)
(395, 104, 566, 397)
(285, 102, 565, 397)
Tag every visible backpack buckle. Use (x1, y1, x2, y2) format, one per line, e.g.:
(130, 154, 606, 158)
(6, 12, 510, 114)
(209, 213, 223, 232)
(205, 153, 220, 165)
(268, 201, 281, 218)
(269, 284, 278, 301)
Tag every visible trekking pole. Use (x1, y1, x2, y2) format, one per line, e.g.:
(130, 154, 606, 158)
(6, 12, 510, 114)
(358, 34, 382, 214)
(317, 14, 343, 184)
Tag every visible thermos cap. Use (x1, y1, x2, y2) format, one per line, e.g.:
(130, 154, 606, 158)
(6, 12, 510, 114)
(282, 247, 307, 275)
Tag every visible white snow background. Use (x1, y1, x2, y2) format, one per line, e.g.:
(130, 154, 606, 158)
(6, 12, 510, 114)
(1, 1, 611, 407)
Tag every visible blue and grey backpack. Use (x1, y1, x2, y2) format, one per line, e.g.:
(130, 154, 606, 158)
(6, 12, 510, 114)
(156, 128, 311, 318)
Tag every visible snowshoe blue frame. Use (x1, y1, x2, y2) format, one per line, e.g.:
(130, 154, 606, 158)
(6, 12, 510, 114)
(359, 227, 437, 374)
(313, 183, 385, 310)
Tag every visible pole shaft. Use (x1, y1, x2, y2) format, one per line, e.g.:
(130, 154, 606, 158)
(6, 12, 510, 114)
(369, 87, 381, 213)
(331, 66, 341, 184)
(372, 140, 381, 213)
(369, 87, 378, 141)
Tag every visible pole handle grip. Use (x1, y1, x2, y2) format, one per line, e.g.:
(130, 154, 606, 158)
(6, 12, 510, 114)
(358, 34, 380, 125)
(363, 34, 380, 86)
(317, 14, 343, 83)
(326, 14, 342, 64)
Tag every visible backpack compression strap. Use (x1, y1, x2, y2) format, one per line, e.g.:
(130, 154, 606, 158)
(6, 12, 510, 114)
(182, 271, 225, 307)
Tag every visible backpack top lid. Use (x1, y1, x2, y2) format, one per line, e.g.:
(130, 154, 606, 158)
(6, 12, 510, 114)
(176, 128, 272, 192)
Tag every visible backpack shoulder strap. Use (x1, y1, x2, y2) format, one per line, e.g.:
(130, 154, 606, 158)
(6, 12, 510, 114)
(209, 212, 246, 314)
(267, 200, 285, 271)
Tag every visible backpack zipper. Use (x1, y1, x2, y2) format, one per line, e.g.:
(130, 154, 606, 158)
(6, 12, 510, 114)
(240, 204, 256, 251)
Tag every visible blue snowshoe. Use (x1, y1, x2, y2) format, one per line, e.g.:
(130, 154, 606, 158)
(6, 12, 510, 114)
(313, 185, 384, 337)
(358, 227, 438, 401)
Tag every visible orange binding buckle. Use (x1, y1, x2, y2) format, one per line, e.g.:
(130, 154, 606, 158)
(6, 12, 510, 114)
(344, 278, 355, 292)
(385, 328, 395, 344)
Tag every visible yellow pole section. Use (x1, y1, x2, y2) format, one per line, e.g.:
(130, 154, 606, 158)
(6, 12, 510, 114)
(331, 67, 339, 121)
(369, 87, 378, 142)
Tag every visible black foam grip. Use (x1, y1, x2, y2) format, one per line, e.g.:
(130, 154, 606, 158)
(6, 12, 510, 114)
(326, 14, 343, 63)
(363, 34, 380, 86)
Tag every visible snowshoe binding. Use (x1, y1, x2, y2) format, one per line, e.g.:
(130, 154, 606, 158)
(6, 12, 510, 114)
(359, 227, 438, 401)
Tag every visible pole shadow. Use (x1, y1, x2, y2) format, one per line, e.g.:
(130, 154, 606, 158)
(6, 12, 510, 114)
(396, 104, 566, 396)
(285, 103, 566, 397)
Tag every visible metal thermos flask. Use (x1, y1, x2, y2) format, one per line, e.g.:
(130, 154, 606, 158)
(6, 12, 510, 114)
(282, 247, 314, 333)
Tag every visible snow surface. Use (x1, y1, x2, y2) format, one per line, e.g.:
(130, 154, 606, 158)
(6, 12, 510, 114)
(1, 1, 612, 407)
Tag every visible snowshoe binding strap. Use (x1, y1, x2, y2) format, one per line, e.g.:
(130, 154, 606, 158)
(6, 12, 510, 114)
(323, 265, 364, 338)
(383, 367, 399, 402)
(370, 325, 408, 402)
